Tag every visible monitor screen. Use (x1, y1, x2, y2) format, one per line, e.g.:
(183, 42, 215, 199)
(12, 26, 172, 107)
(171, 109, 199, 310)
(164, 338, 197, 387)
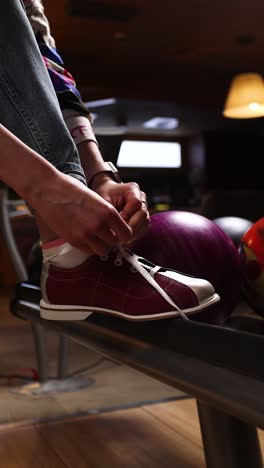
(116, 140, 182, 169)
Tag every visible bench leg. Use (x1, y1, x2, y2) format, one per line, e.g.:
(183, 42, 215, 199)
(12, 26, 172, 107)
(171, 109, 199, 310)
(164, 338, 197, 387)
(197, 401, 263, 468)
(31, 323, 49, 382)
(58, 335, 69, 379)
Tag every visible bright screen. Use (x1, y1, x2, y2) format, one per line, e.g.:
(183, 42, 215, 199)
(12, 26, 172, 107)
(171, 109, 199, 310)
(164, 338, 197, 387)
(116, 140, 182, 168)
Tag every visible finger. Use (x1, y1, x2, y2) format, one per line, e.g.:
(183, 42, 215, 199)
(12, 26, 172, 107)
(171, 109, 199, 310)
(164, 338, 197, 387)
(129, 223, 150, 243)
(78, 236, 112, 257)
(127, 210, 150, 238)
(118, 183, 143, 219)
(125, 219, 150, 246)
(109, 211, 133, 242)
(97, 227, 118, 248)
(121, 189, 148, 221)
(120, 198, 142, 222)
(140, 191, 148, 204)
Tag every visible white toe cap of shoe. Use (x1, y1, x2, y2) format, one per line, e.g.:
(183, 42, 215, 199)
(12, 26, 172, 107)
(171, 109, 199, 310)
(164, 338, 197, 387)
(160, 270, 216, 304)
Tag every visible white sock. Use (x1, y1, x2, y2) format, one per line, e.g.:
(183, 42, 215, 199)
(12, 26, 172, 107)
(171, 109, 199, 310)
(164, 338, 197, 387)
(42, 239, 89, 268)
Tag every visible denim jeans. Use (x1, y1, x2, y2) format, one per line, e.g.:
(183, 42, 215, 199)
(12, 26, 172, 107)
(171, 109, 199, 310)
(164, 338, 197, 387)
(0, 0, 86, 185)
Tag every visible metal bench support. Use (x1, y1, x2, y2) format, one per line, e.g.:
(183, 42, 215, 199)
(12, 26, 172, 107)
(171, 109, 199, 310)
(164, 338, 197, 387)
(197, 401, 263, 468)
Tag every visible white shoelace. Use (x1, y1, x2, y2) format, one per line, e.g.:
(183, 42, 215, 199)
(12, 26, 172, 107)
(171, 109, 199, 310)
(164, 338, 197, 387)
(105, 245, 189, 321)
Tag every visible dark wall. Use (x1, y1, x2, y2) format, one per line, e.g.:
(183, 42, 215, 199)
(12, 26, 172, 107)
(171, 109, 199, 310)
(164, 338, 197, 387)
(203, 129, 264, 191)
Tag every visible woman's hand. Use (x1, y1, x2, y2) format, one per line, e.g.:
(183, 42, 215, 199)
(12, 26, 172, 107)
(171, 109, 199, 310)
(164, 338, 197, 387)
(92, 174, 150, 242)
(28, 173, 133, 255)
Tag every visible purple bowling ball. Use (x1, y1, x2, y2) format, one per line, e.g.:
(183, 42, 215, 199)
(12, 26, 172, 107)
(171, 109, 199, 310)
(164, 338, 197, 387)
(131, 211, 243, 325)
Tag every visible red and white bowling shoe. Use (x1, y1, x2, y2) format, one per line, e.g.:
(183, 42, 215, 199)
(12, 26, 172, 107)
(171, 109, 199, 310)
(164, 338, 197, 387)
(40, 245, 220, 321)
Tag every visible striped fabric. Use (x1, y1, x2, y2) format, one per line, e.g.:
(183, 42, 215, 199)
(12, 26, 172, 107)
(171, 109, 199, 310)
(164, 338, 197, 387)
(22, 0, 90, 117)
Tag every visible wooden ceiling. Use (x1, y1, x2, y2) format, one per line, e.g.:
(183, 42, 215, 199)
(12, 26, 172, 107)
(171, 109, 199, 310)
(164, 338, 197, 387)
(44, 0, 264, 114)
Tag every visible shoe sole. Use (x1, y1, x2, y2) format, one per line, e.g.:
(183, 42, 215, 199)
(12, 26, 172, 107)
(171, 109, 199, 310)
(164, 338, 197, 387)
(39, 293, 220, 321)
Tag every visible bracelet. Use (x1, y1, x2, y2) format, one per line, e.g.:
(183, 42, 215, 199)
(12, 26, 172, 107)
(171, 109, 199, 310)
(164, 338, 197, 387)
(88, 162, 122, 188)
(88, 171, 113, 189)
(80, 139, 99, 147)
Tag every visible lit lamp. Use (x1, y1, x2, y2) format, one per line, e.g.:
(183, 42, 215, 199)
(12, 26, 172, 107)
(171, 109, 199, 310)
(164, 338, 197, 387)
(223, 73, 264, 118)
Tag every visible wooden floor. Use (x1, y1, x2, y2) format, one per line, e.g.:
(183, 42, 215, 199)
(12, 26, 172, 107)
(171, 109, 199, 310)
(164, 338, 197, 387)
(0, 399, 205, 468)
(0, 289, 183, 425)
(0, 398, 264, 468)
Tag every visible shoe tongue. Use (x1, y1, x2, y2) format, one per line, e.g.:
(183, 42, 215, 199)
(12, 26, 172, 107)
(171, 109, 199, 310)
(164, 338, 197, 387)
(119, 248, 164, 274)
(139, 256, 195, 279)
(137, 256, 159, 270)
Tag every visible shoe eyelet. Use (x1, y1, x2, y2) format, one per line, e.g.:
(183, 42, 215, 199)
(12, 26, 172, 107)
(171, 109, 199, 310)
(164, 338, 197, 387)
(114, 259, 122, 266)
(100, 256, 108, 261)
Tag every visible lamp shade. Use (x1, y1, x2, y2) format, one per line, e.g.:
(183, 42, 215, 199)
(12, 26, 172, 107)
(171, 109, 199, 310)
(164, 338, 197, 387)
(223, 73, 264, 118)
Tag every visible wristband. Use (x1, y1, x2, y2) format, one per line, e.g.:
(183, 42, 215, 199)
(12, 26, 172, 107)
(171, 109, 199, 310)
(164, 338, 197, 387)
(65, 116, 98, 146)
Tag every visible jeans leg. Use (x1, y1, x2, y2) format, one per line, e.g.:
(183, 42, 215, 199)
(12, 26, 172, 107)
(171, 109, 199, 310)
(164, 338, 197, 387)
(0, 0, 86, 185)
